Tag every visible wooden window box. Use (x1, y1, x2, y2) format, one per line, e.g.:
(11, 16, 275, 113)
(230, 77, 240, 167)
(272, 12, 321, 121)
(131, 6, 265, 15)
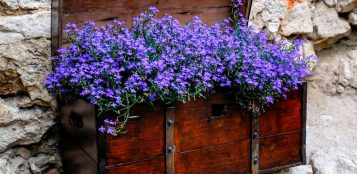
(60, 84, 306, 174)
(51, 0, 306, 173)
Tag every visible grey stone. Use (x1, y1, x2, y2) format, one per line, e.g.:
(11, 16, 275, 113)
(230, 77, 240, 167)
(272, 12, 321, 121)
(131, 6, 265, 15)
(0, 145, 61, 174)
(306, 80, 357, 174)
(0, 11, 50, 39)
(310, 152, 357, 174)
(336, 0, 357, 13)
(0, 32, 24, 45)
(0, 97, 55, 152)
(324, 0, 337, 7)
(0, 148, 32, 174)
(286, 165, 313, 174)
(0, 0, 18, 9)
(308, 42, 357, 95)
(313, 1, 351, 39)
(249, 0, 288, 32)
(348, 9, 357, 25)
(29, 154, 56, 174)
(0, 0, 50, 10)
(280, 2, 313, 36)
(267, 20, 280, 33)
(0, 38, 54, 106)
(0, 2, 59, 174)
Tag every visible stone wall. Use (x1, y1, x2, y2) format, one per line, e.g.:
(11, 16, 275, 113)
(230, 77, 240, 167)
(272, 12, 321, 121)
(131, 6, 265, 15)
(0, 0, 61, 174)
(249, 0, 357, 173)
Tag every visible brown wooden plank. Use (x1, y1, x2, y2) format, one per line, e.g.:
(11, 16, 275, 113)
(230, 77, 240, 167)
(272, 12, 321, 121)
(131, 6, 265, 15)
(105, 105, 164, 165)
(175, 92, 231, 109)
(62, 7, 231, 28)
(259, 131, 302, 170)
(106, 157, 165, 174)
(259, 90, 302, 137)
(174, 96, 250, 152)
(62, 0, 231, 12)
(175, 140, 250, 174)
(62, 0, 155, 11)
(156, 0, 231, 9)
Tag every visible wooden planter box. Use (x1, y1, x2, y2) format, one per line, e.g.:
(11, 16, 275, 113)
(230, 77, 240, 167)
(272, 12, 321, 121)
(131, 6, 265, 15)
(60, 84, 306, 174)
(52, 0, 306, 173)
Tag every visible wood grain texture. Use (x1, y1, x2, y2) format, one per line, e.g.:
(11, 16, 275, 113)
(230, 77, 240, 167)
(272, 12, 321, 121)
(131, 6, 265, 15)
(259, 131, 302, 170)
(174, 94, 250, 152)
(105, 105, 165, 165)
(61, 134, 98, 174)
(259, 90, 302, 137)
(63, 0, 231, 12)
(175, 140, 251, 174)
(62, 7, 231, 27)
(61, 100, 98, 163)
(61, 0, 232, 38)
(106, 157, 165, 174)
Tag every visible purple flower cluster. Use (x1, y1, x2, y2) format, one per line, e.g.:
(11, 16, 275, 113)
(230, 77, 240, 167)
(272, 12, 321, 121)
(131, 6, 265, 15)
(45, 4, 314, 135)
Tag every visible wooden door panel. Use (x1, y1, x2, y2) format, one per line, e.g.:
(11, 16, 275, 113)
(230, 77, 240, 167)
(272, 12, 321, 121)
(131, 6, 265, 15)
(106, 157, 165, 174)
(175, 140, 250, 174)
(106, 105, 165, 165)
(259, 131, 302, 170)
(259, 90, 302, 137)
(174, 95, 250, 152)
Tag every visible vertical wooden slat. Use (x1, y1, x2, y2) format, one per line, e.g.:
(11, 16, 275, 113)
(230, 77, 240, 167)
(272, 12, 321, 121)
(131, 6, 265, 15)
(51, 0, 62, 58)
(301, 82, 307, 165)
(166, 107, 175, 174)
(251, 112, 260, 174)
(95, 109, 107, 174)
(244, 0, 253, 19)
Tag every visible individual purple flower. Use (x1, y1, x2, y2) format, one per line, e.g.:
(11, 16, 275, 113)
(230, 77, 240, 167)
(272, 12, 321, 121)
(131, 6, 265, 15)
(106, 127, 116, 135)
(266, 96, 274, 104)
(149, 93, 157, 101)
(98, 126, 105, 133)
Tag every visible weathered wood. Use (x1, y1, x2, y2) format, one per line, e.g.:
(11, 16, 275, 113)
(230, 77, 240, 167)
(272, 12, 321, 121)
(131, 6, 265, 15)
(175, 140, 251, 174)
(251, 112, 260, 174)
(57, 1, 308, 174)
(259, 131, 302, 171)
(106, 157, 165, 174)
(174, 94, 250, 152)
(61, 137, 98, 174)
(51, 0, 62, 57)
(61, 100, 98, 162)
(105, 105, 164, 165)
(301, 83, 307, 165)
(61, 7, 231, 28)
(166, 107, 175, 174)
(62, 0, 231, 12)
(259, 90, 302, 137)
